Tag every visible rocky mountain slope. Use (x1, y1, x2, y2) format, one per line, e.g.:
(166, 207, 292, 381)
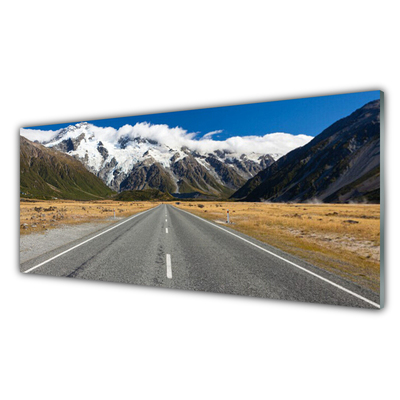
(232, 100, 380, 203)
(20, 136, 115, 200)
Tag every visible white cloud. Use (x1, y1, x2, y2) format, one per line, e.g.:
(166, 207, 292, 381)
(201, 130, 223, 139)
(20, 122, 313, 157)
(20, 128, 62, 143)
(115, 123, 313, 156)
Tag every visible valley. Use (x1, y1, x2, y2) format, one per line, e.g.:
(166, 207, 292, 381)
(20, 197, 381, 294)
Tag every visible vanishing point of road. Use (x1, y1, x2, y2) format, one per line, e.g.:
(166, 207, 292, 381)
(20, 204, 381, 309)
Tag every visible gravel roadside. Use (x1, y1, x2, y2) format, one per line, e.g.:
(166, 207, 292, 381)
(19, 218, 122, 264)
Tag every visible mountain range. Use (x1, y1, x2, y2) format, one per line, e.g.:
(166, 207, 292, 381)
(20, 99, 381, 203)
(22, 122, 284, 198)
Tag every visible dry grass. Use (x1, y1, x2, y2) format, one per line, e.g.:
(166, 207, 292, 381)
(20, 199, 160, 235)
(174, 202, 381, 293)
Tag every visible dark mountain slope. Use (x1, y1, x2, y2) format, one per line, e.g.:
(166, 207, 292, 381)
(232, 99, 380, 203)
(114, 189, 174, 202)
(171, 154, 235, 197)
(119, 161, 177, 193)
(20, 136, 115, 200)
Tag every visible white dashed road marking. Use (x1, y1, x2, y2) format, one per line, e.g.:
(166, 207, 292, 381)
(166, 254, 172, 279)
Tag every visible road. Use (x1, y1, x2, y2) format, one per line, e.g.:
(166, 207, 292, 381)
(20, 204, 380, 308)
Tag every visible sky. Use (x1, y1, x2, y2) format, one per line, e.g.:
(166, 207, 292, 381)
(24, 90, 380, 139)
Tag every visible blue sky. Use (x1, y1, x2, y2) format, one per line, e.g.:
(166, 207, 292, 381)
(25, 90, 380, 139)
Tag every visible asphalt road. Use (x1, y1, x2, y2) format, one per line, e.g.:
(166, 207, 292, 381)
(20, 204, 381, 308)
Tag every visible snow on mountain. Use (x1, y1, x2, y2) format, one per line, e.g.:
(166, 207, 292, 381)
(20, 122, 313, 197)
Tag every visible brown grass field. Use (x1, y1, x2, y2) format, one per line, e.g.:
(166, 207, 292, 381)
(20, 199, 159, 235)
(173, 202, 381, 293)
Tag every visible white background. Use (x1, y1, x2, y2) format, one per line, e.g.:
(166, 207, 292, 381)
(2, 1, 398, 399)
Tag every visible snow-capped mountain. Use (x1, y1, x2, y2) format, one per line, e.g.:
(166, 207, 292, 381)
(21, 122, 312, 198)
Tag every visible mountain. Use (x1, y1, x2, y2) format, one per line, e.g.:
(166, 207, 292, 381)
(20, 136, 115, 200)
(23, 122, 281, 198)
(114, 189, 174, 202)
(232, 100, 380, 203)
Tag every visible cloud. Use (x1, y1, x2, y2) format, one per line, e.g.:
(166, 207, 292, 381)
(20, 128, 62, 143)
(20, 122, 313, 157)
(201, 130, 223, 139)
(116, 123, 313, 156)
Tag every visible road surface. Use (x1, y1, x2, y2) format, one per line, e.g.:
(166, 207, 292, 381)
(20, 204, 380, 308)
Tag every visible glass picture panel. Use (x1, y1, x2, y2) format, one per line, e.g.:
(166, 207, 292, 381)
(19, 90, 383, 309)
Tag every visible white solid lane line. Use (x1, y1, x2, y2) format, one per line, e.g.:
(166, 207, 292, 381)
(166, 254, 172, 279)
(173, 206, 380, 309)
(23, 206, 160, 274)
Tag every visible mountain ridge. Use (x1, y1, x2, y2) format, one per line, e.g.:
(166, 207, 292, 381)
(232, 99, 380, 203)
(20, 136, 115, 200)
